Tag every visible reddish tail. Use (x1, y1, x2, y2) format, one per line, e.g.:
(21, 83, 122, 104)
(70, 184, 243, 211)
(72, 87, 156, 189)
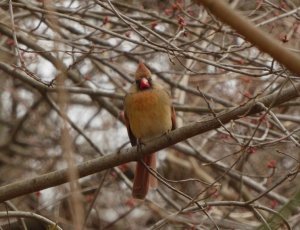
(132, 153, 157, 199)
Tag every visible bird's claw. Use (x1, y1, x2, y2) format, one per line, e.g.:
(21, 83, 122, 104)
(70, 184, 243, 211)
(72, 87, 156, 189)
(163, 130, 172, 142)
(136, 139, 145, 152)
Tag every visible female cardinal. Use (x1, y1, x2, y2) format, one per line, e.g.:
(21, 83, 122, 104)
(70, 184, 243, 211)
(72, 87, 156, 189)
(124, 62, 176, 199)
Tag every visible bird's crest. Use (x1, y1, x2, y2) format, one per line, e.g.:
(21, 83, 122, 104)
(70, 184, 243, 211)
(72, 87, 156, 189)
(135, 62, 151, 80)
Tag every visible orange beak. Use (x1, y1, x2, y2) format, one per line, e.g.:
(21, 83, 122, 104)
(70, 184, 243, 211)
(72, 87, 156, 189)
(139, 78, 150, 89)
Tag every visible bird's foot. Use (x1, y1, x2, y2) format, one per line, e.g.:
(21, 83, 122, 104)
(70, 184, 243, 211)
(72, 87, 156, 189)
(136, 138, 145, 152)
(163, 130, 172, 142)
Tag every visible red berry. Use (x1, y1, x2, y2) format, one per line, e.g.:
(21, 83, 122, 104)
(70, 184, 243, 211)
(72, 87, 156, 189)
(267, 159, 277, 169)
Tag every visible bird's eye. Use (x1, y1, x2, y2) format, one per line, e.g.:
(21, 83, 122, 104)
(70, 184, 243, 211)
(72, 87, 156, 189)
(135, 80, 140, 85)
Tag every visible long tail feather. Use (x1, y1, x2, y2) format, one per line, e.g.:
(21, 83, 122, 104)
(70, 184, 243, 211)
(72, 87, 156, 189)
(132, 153, 157, 199)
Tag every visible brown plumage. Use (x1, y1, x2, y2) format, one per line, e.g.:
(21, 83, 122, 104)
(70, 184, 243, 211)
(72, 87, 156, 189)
(124, 62, 176, 199)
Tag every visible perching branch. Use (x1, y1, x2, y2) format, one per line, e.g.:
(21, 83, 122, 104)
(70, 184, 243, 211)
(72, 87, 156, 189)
(0, 79, 299, 202)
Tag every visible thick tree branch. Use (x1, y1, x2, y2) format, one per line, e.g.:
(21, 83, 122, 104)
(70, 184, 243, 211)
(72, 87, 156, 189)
(0, 79, 299, 202)
(0, 62, 123, 99)
(196, 0, 300, 76)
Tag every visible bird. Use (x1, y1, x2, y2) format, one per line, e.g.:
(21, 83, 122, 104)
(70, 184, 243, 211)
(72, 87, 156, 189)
(123, 62, 176, 199)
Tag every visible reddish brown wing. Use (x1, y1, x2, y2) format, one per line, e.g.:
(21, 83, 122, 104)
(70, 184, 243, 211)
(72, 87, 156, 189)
(171, 106, 176, 130)
(124, 112, 137, 146)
